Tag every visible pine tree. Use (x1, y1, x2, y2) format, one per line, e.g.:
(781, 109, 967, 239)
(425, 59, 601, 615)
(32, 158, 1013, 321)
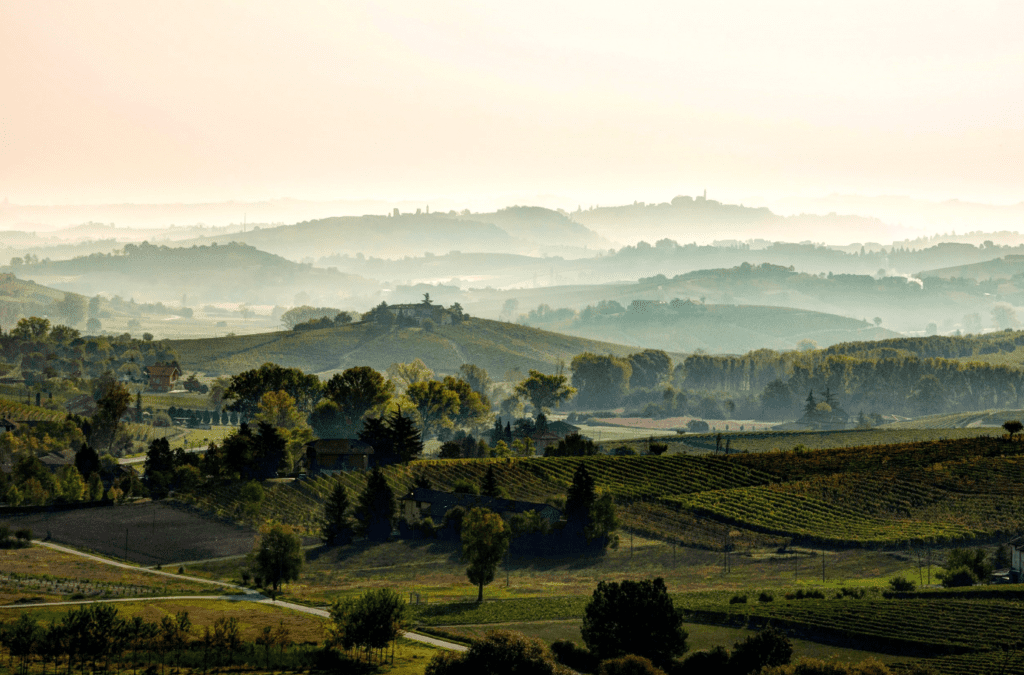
(321, 482, 354, 545)
(481, 465, 501, 498)
(354, 467, 396, 542)
(135, 392, 143, 422)
(387, 408, 423, 463)
(565, 464, 596, 534)
(803, 390, 817, 416)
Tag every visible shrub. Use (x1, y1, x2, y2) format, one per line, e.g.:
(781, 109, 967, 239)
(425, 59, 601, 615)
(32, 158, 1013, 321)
(729, 626, 793, 675)
(152, 411, 172, 427)
(838, 587, 867, 598)
(678, 647, 731, 675)
(599, 654, 666, 675)
(758, 591, 775, 602)
(729, 594, 748, 604)
(939, 566, 977, 588)
(14, 528, 32, 542)
(888, 576, 916, 592)
(551, 640, 598, 673)
(452, 479, 480, 495)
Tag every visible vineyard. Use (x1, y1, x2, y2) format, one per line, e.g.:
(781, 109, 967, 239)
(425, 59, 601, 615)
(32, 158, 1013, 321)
(0, 399, 67, 423)
(880, 408, 1024, 430)
(687, 595, 1024, 658)
(664, 427, 998, 455)
(175, 436, 1024, 549)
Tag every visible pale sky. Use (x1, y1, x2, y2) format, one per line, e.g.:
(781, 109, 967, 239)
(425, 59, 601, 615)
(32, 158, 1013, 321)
(1, 0, 1022, 208)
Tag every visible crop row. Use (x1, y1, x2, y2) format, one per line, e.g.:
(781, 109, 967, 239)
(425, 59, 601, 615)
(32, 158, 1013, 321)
(0, 398, 67, 423)
(733, 598, 1024, 653)
(890, 650, 1024, 675)
(663, 485, 973, 545)
(729, 437, 1024, 481)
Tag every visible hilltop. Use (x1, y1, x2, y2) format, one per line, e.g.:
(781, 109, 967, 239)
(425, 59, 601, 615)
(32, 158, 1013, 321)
(167, 316, 650, 377)
(4, 241, 379, 306)
(917, 254, 1024, 281)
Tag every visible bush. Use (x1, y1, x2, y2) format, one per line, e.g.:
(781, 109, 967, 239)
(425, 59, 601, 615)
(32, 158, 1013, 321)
(729, 626, 793, 675)
(729, 594, 748, 604)
(152, 411, 172, 427)
(758, 591, 775, 602)
(551, 640, 599, 673)
(14, 528, 32, 542)
(452, 479, 479, 495)
(678, 647, 730, 675)
(838, 587, 867, 599)
(940, 566, 977, 588)
(599, 654, 666, 675)
(888, 576, 916, 592)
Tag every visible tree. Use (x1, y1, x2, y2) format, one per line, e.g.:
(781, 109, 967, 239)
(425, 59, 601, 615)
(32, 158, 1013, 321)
(1004, 420, 1023, 441)
(459, 364, 492, 399)
(91, 377, 131, 453)
(385, 359, 434, 394)
(407, 380, 461, 438)
(514, 370, 576, 414)
(481, 466, 501, 497)
(321, 482, 354, 546)
(354, 467, 396, 542)
(328, 588, 407, 664)
(627, 350, 673, 390)
(224, 363, 322, 418)
(571, 353, 631, 408)
(938, 547, 992, 587)
(220, 422, 288, 480)
(425, 630, 570, 675)
(728, 626, 792, 675)
(358, 408, 423, 465)
(461, 507, 510, 602)
(318, 367, 394, 436)
(251, 524, 304, 592)
(74, 443, 100, 479)
(581, 578, 687, 667)
(545, 432, 598, 457)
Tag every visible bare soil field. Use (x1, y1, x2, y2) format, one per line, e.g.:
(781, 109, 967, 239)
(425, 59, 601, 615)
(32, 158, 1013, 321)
(0, 502, 257, 565)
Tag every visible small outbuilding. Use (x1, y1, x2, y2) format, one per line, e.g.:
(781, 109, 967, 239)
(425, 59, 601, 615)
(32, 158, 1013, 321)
(305, 439, 374, 474)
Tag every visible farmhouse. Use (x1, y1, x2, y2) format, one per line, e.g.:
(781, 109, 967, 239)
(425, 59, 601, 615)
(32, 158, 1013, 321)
(0, 418, 16, 436)
(145, 363, 181, 392)
(305, 438, 374, 474)
(401, 487, 562, 526)
(385, 303, 452, 326)
(1009, 536, 1024, 583)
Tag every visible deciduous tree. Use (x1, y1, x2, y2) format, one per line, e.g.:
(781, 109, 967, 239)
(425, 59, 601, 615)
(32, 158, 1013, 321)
(581, 578, 687, 667)
(461, 507, 510, 602)
(251, 524, 304, 592)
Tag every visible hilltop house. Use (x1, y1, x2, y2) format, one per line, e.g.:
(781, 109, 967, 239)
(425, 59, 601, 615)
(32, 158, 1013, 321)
(145, 363, 181, 392)
(1009, 536, 1024, 583)
(401, 487, 562, 526)
(304, 439, 374, 474)
(385, 303, 452, 326)
(0, 418, 17, 437)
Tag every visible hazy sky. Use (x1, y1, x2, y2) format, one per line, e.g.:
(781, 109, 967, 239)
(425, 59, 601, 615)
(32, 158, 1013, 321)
(2, 1, 1022, 208)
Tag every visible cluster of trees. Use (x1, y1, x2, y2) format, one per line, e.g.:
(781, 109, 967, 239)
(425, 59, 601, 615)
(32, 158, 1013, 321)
(326, 588, 407, 665)
(165, 406, 238, 426)
(0, 316, 178, 385)
(0, 606, 301, 674)
(279, 305, 354, 330)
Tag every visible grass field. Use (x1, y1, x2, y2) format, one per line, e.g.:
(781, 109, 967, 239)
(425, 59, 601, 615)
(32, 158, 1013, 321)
(0, 502, 258, 565)
(0, 544, 212, 604)
(438, 620, 906, 666)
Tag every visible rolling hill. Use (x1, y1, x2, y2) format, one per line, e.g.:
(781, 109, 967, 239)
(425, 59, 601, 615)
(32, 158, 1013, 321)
(5, 241, 379, 306)
(167, 316, 657, 378)
(917, 254, 1024, 281)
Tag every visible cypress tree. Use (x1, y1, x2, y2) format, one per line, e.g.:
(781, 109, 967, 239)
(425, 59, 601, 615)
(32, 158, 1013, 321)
(354, 467, 396, 542)
(321, 481, 354, 545)
(481, 465, 501, 498)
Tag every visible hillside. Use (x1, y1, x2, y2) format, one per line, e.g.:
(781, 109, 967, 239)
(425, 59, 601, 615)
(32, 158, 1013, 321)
(0, 273, 88, 329)
(4, 241, 379, 306)
(524, 302, 898, 354)
(918, 254, 1024, 281)
(167, 316, 650, 377)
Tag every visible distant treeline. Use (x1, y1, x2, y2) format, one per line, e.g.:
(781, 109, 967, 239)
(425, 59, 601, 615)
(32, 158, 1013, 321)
(680, 331, 1024, 418)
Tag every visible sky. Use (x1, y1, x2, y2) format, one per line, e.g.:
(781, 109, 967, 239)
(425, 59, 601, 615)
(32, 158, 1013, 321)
(1, 0, 1022, 210)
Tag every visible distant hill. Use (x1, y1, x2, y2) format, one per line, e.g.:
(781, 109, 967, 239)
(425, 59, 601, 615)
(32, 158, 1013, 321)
(457, 206, 612, 251)
(0, 273, 87, 329)
(570, 194, 919, 245)
(522, 301, 899, 354)
(918, 254, 1024, 281)
(167, 316, 652, 378)
(4, 241, 379, 306)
